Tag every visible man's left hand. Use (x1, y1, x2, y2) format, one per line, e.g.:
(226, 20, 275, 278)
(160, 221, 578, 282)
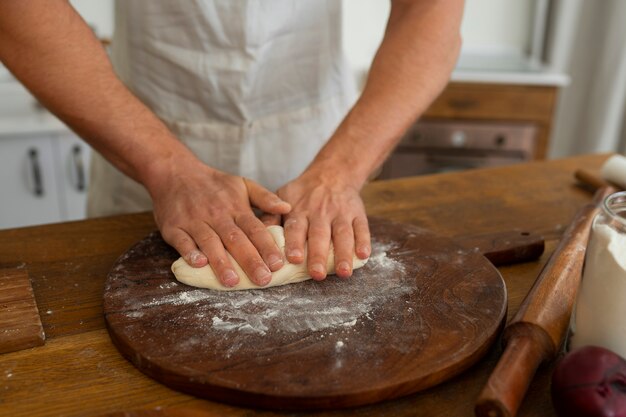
(262, 170, 371, 280)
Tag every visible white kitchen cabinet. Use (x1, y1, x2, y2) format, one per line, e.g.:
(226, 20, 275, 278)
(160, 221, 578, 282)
(0, 134, 63, 228)
(0, 76, 92, 230)
(0, 130, 91, 230)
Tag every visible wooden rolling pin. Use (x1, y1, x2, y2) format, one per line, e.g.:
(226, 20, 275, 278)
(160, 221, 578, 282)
(475, 185, 617, 417)
(575, 154, 626, 191)
(574, 169, 612, 191)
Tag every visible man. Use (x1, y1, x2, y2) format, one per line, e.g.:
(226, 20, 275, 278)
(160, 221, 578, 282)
(0, 0, 463, 287)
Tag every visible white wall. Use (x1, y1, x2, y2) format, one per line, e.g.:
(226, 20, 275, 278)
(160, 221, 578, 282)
(461, 0, 534, 55)
(342, 0, 536, 73)
(70, 0, 114, 39)
(547, 0, 626, 157)
(342, 0, 390, 72)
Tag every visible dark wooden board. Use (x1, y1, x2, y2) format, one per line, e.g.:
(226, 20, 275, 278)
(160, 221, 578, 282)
(0, 268, 45, 353)
(103, 218, 508, 410)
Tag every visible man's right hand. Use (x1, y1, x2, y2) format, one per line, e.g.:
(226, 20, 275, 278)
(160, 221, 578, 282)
(148, 158, 291, 288)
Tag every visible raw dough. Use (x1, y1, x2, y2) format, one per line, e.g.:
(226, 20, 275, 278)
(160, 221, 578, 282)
(171, 225, 369, 291)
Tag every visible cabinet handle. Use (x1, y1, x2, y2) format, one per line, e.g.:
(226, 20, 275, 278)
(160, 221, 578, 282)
(71, 145, 86, 192)
(28, 148, 44, 197)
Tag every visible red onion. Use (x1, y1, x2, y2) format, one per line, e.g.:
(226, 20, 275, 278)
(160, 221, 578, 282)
(552, 345, 626, 417)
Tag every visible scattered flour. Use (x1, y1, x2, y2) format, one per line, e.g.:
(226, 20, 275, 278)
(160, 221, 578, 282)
(122, 239, 409, 338)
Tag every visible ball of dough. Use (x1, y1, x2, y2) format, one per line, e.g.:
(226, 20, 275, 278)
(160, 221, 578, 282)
(171, 225, 369, 291)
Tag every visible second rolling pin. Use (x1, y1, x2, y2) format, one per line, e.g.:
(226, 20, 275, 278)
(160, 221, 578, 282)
(575, 154, 626, 191)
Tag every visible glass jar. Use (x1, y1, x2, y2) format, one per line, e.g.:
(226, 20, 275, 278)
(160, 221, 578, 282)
(570, 191, 626, 356)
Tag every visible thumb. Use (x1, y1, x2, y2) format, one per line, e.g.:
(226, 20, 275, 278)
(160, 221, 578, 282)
(244, 178, 291, 214)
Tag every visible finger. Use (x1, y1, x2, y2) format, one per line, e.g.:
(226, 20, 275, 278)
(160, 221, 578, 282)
(161, 227, 208, 268)
(283, 215, 308, 264)
(260, 213, 281, 226)
(331, 218, 355, 278)
(306, 219, 331, 281)
(235, 213, 284, 272)
(244, 178, 291, 214)
(213, 219, 273, 286)
(353, 216, 371, 259)
(191, 223, 240, 287)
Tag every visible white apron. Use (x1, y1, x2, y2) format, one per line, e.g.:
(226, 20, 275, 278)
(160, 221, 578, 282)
(87, 0, 357, 216)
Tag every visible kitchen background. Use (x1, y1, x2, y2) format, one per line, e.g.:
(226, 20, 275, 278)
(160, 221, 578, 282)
(1, 0, 625, 229)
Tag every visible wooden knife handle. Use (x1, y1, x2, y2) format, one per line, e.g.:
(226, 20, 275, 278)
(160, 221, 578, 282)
(456, 230, 545, 266)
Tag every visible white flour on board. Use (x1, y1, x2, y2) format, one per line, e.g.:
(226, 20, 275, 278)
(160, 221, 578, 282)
(123, 239, 409, 338)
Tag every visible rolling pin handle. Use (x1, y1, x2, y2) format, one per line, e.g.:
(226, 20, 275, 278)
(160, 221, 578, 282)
(574, 168, 610, 191)
(475, 332, 552, 417)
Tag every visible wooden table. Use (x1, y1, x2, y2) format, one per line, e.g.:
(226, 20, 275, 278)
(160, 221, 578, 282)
(0, 154, 609, 417)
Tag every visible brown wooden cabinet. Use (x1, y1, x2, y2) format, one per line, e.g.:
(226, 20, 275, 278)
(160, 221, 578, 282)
(423, 82, 558, 159)
(379, 82, 560, 179)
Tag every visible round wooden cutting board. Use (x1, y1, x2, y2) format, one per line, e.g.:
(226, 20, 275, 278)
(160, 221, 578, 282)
(103, 217, 507, 410)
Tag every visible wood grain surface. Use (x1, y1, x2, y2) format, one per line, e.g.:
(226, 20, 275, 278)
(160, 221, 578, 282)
(99, 409, 219, 417)
(0, 268, 45, 354)
(0, 154, 611, 417)
(103, 218, 507, 410)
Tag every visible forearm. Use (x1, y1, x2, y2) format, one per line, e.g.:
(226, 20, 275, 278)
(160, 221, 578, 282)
(307, 0, 464, 188)
(0, 0, 198, 193)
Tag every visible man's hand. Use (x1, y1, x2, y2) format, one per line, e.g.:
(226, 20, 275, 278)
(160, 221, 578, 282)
(149, 158, 291, 288)
(262, 169, 371, 280)
(258, 0, 463, 276)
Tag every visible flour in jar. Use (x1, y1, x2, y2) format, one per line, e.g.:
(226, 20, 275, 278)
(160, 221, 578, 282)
(571, 221, 626, 357)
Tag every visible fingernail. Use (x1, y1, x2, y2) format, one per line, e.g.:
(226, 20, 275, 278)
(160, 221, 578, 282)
(274, 198, 288, 206)
(222, 269, 239, 287)
(358, 246, 371, 258)
(288, 248, 303, 260)
(336, 261, 351, 275)
(254, 266, 272, 286)
(268, 254, 283, 270)
(188, 250, 206, 266)
(310, 263, 326, 279)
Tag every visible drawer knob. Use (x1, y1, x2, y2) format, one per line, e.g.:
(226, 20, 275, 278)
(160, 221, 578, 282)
(495, 135, 507, 146)
(451, 131, 467, 147)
